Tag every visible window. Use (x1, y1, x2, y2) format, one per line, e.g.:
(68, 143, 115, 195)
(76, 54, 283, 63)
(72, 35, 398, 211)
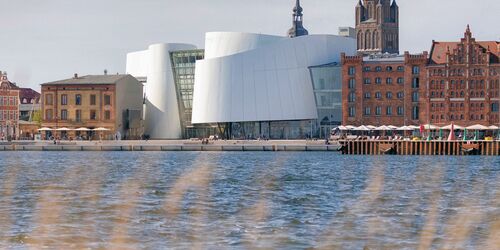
(363, 66, 371, 72)
(412, 106, 419, 120)
(348, 78, 356, 89)
(397, 92, 404, 99)
(90, 110, 97, 120)
(397, 66, 404, 72)
(364, 92, 371, 99)
(348, 92, 356, 102)
(386, 66, 393, 72)
(492, 103, 499, 112)
(364, 107, 371, 116)
(76, 110, 82, 122)
(90, 95, 96, 105)
(375, 66, 382, 72)
(104, 95, 111, 105)
(375, 77, 382, 84)
(412, 66, 420, 74)
(45, 109, 53, 120)
(397, 106, 404, 116)
(386, 78, 393, 84)
(375, 92, 382, 99)
(61, 109, 68, 120)
(348, 106, 356, 117)
(348, 66, 356, 76)
(61, 94, 68, 105)
(397, 77, 404, 84)
(45, 94, 53, 105)
(75, 94, 82, 105)
(104, 110, 111, 120)
(412, 78, 420, 88)
(386, 92, 393, 99)
(375, 106, 382, 116)
(364, 78, 371, 84)
(386, 106, 393, 116)
(412, 92, 419, 102)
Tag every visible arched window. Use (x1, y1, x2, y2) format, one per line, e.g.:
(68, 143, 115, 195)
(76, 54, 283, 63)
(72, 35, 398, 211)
(365, 30, 371, 50)
(357, 31, 363, 50)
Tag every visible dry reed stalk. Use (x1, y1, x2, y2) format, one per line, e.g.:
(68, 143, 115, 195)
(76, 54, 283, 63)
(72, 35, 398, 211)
(417, 171, 444, 250)
(162, 154, 214, 248)
(318, 159, 386, 249)
(440, 182, 486, 249)
(481, 182, 500, 250)
(0, 165, 19, 244)
(107, 180, 141, 250)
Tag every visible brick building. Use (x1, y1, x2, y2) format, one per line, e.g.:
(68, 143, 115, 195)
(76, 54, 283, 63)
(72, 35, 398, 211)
(426, 26, 500, 126)
(0, 72, 20, 140)
(41, 74, 143, 140)
(342, 26, 500, 127)
(342, 52, 427, 126)
(356, 0, 399, 55)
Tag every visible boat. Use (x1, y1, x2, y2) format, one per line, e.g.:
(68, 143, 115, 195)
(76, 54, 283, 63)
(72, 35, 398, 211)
(461, 144, 480, 155)
(379, 143, 397, 155)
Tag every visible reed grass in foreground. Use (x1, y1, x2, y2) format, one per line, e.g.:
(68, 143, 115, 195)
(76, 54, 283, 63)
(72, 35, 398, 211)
(0, 152, 498, 249)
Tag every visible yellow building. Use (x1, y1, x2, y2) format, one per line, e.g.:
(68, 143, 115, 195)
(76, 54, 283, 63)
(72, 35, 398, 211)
(41, 74, 143, 140)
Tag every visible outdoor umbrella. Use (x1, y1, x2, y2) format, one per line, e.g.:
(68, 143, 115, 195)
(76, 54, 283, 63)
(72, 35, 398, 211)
(93, 127, 110, 131)
(441, 124, 464, 130)
(55, 127, 71, 131)
(474, 130, 480, 141)
(75, 127, 91, 131)
(466, 124, 489, 130)
(448, 123, 456, 141)
(38, 127, 52, 131)
(463, 128, 468, 141)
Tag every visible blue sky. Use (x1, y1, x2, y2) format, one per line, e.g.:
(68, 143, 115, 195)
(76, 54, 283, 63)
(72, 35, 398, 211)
(0, 0, 498, 90)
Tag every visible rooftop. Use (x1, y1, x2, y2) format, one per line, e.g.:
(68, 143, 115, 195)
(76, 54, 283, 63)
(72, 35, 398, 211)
(42, 74, 130, 85)
(363, 53, 405, 62)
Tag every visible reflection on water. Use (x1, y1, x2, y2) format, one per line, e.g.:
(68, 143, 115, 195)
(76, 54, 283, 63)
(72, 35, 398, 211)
(0, 152, 498, 249)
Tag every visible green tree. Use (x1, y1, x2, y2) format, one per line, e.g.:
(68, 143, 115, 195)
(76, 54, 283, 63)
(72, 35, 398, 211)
(31, 110, 42, 126)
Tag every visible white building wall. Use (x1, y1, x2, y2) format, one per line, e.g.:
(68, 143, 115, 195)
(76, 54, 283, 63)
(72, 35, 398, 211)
(192, 33, 357, 124)
(126, 43, 196, 139)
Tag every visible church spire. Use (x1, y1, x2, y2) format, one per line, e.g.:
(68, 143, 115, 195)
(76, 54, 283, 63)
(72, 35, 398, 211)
(287, 0, 309, 38)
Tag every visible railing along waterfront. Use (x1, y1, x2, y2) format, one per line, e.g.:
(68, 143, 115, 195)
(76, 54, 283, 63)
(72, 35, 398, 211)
(338, 140, 500, 156)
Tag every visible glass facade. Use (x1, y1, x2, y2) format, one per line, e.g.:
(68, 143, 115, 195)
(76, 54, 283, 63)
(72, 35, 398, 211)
(309, 63, 343, 138)
(170, 50, 216, 138)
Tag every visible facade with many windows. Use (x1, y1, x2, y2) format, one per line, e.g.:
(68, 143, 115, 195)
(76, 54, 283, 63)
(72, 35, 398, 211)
(341, 52, 428, 126)
(425, 26, 499, 126)
(342, 26, 499, 127)
(0, 72, 20, 140)
(41, 74, 143, 139)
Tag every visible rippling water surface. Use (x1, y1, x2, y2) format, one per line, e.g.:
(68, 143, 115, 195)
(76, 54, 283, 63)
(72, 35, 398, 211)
(0, 152, 499, 249)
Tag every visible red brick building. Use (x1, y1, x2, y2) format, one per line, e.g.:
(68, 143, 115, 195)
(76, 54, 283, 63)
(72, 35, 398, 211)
(0, 72, 20, 140)
(342, 52, 427, 126)
(425, 26, 499, 127)
(342, 26, 500, 127)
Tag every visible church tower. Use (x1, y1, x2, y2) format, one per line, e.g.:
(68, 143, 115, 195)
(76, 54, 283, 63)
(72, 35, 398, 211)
(355, 0, 399, 54)
(288, 0, 309, 38)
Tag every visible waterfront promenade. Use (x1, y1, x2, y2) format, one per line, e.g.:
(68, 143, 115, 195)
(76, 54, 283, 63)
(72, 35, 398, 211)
(0, 139, 341, 152)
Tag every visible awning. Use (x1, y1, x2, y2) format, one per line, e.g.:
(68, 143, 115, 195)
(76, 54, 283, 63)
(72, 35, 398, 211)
(466, 124, 489, 130)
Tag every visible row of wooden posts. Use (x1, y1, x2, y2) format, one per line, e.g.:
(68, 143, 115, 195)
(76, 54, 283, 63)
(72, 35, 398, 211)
(339, 140, 500, 156)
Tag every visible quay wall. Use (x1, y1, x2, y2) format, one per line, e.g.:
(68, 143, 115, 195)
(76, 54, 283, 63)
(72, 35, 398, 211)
(0, 143, 341, 152)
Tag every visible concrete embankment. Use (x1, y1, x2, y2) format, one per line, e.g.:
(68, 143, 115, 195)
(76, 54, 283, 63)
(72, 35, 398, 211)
(0, 141, 341, 152)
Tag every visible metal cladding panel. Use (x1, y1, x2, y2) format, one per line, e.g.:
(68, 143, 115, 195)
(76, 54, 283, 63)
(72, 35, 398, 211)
(192, 34, 357, 124)
(204, 32, 284, 59)
(126, 43, 196, 139)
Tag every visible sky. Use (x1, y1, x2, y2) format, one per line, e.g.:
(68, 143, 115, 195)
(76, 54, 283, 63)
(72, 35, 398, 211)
(0, 0, 498, 91)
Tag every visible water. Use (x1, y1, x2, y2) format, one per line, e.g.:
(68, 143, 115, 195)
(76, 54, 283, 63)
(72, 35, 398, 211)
(0, 152, 498, 249)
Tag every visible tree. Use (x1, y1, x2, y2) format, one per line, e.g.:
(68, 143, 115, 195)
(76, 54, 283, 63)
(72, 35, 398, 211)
(31, 110, 42, 126)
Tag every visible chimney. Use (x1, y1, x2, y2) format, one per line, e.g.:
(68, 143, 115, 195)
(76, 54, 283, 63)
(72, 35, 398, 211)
(74, 73, 78, 79)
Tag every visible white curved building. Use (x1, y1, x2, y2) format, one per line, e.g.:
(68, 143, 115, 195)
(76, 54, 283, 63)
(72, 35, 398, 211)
(192, 32, 357, 125)
(126, 43, 197, 139)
